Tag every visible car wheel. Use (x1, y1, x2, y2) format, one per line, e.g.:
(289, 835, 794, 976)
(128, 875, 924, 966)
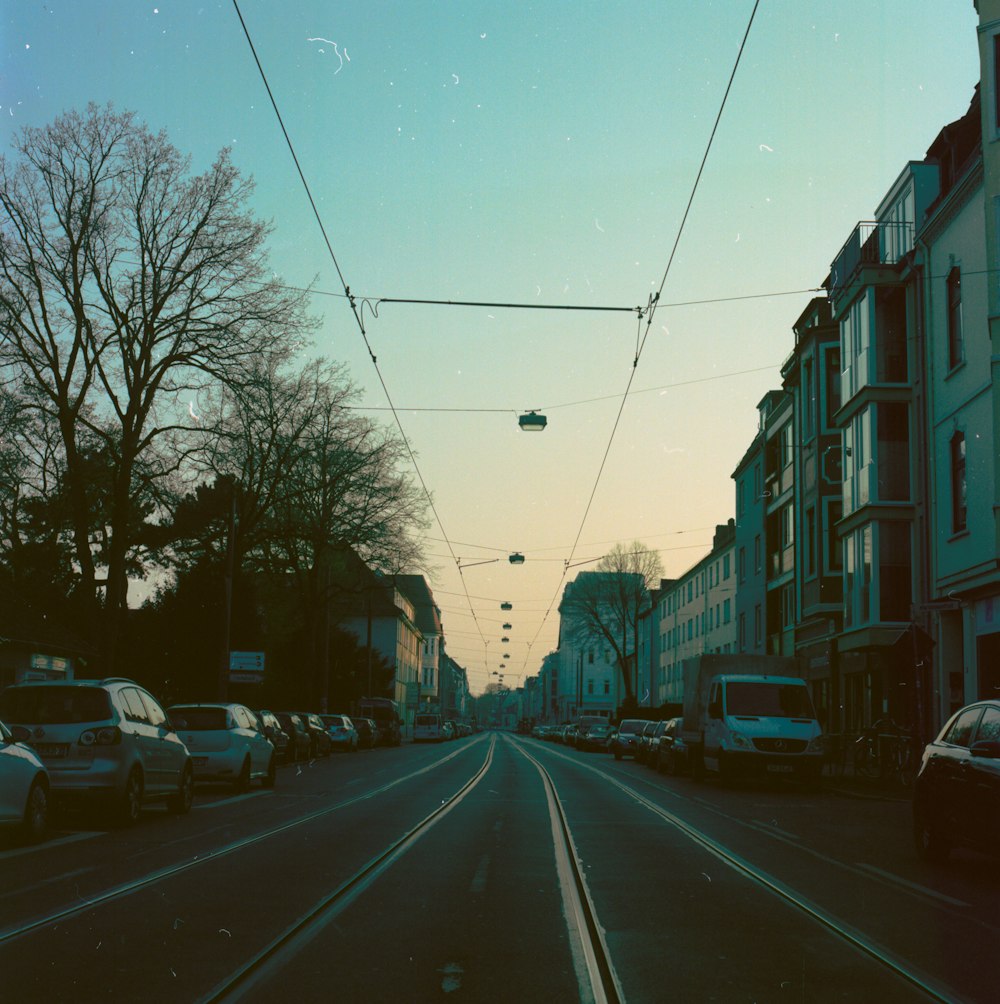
(233, 758, 251, 794)
(914, 813, 950, 864)
(118, 767, 143, 826)
(167, 765, 194, 815)
(262, 755, 276, 789)
(22, 779, 49, 843)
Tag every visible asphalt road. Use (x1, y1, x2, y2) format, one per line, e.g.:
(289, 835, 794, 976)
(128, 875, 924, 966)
(0, 732, 994, 1003)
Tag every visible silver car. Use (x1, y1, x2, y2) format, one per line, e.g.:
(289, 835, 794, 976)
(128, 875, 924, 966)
(0, 678, 193, 825)
(167, 703, 276, 791)
(0, 718, 49, 842)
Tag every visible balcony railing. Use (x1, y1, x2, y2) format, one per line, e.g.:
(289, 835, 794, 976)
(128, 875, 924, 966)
(828, 221, 913, 309)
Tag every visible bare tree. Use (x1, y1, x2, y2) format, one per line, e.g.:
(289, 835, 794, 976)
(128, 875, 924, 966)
(560, 541, 664, 708)
(0, 104, 314, 667)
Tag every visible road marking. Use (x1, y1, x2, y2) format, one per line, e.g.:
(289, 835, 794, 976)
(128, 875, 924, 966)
(854, 864, 970, 908)
(194, 791, 269, 810)
(0, 865, 97, 901)
(751, 819, 799, 840)
(470, 854, 490, 893)
(0, 830, 103, 860)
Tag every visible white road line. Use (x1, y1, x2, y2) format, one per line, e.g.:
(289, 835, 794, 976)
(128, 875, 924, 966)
(855, 863, 970, 908)
(469, 854, 490, 893)
(750, 819, 799, 840)
(0, 830, 104, 860)
(194, 791, 269, 810)
(0, 865, 97, 902)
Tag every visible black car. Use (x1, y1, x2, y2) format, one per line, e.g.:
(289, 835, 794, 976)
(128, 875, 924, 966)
(295, 713, 333, 757)
(644, 719, 674, 768)
(274, 712, 311, 763)
(634, 720, 660, 765)
(655, 718, 690, 776)
(913, 699, 1000, 863)
(350, 717, 376, 750)
(256, 710, 291, 764)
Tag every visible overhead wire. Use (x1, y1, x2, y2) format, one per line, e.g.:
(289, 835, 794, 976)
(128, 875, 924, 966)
(231, 0, 490, 663)
(519, 0, 763, 675)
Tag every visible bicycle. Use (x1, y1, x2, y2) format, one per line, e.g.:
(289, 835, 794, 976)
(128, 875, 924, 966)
(853, 719, 918, 786)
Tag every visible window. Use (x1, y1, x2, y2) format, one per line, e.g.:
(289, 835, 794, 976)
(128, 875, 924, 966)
(781, 584, 794, 628)
(723, 554, 730, 580)
(738, 547, 746, 584)
(588, 650, 594, 664)
(753, 463, 762, 499)
(587, 679, 594, 695)
(947, 267, 963, 370)
(805, 506, 816, 578)
(826, 500, 843, 573)
(121, 688, 149, 724)
(604, 680, 610, 695)
(738, 613, 747, 651)
(723, 598, 731, 624)
(753, 605, 762, 646)
(950, 431, 967, 533)
(754, 535, 761, 573)
(823, 345, 841, 430)
(139, 691, 168, 727)
(943, 706, 983, 747)
(802, 355, 816, 442)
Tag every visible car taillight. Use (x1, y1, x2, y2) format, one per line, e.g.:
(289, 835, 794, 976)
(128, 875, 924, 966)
(79, 726, 121, 746)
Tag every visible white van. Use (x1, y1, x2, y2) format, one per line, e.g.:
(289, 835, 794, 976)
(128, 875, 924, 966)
(414, 713, 443, 743)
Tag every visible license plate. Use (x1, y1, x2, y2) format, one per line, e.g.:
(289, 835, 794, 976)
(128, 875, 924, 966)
(36, 744, 68, 758)
(767, 764, 794, 773)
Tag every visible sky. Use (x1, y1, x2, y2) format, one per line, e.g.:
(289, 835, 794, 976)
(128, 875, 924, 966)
(0, 1, 982, 694)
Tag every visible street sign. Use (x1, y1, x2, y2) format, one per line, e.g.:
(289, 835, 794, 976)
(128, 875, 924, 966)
(229, 651, 265, 671)
(229, 651, 264, 683)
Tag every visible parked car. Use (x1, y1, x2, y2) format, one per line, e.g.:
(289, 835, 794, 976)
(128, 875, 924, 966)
(256, 709, 291, 764)
(351, 717, 376, 749)
(293, 712, 333, 757)
(635, 720, 661, 764)
(644, 719, 674, 767)
(577, 722, 614, 752)
(0, 718, 49, 842)
(562, 723, 579, 746)
(610, 719, 650, 760)
(274, 712, 311, 763)
(320, 714, 358, 752)
(0, 678, 193, 824)
(167, 703, 275, 791)
(441, 720, 456, 740)
(655, 718, 690, 776)
(575, 718, 609, 750)
(913, 699, 1000, 863)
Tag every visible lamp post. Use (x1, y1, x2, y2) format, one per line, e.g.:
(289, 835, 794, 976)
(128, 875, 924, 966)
(519, 410, 547, 431)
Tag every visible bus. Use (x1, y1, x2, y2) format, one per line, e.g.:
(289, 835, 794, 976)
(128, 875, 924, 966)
(357, 697, 402, 747)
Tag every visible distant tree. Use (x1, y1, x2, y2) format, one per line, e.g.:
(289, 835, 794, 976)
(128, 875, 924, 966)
(0, 103, 314, 669)
(560, 541, 663, 709)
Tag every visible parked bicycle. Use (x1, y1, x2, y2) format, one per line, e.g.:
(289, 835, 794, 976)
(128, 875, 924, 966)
(853, 718, 918, 787)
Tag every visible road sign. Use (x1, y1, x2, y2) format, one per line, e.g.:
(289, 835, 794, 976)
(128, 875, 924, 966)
(229, 651, 264, 683)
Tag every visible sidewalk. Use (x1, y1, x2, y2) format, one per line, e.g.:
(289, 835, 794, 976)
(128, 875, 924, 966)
(821, 762, 913, 802)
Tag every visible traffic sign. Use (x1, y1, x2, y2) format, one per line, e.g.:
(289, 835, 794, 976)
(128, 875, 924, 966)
(229, 651, 265, 671)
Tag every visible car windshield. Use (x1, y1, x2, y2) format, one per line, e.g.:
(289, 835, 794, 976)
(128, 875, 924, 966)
(725, 683, 816, 719)
(619, 722, 645, 735)
(0, 686, 112, 724)
(169, 707, 229, 730)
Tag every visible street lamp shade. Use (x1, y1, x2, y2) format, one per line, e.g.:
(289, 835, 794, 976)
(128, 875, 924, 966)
(518, 410, 547, 432)
(508, 552, 525, 565)
(501, 636, 510, 643)
(502, 622, 512, 631)
(500, 601, 513, 611)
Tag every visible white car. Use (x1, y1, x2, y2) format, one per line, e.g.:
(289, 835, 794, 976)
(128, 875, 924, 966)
(0, 718, 49, 842)
(167, 703, 275, 792)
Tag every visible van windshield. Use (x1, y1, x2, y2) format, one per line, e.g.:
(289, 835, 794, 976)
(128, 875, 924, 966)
(726, 683, 815, 719)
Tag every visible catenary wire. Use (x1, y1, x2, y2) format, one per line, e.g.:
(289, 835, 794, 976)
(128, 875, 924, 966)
(232, 0, 489, 657)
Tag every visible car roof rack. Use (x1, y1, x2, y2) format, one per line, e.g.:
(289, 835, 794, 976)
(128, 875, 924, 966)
(98, 677, 137, 685)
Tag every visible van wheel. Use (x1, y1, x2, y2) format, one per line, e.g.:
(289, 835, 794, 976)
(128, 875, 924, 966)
(118, 768, 143, 826)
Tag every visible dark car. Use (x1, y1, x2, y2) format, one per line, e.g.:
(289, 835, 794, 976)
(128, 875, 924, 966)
(913, 699, 1000, 863)
(577, 722, 614, 752)
(655, 717, 690, 776)
(295, 713, 333, 757)
(274, 712, 311, 763)
(634, 720, 660, 764)
(350, 717, 376, 749)
(610, 719, 650, 760)
(644, 719, 674, 768)
(256, 709, 291, 764)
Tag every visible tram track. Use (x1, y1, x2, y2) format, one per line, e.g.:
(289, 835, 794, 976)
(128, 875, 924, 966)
(510, 735, 962, 1004)
(0, 735, 489, 948)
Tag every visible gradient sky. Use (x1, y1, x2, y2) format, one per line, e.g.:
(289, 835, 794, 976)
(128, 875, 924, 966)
(1, 2, 981, 693)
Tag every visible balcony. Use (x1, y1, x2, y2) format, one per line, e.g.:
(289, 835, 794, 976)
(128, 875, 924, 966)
(828, 221, 913, 312)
